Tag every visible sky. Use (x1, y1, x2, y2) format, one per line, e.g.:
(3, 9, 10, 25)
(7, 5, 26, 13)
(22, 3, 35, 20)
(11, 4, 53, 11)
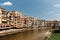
(0, 0, 60, 20)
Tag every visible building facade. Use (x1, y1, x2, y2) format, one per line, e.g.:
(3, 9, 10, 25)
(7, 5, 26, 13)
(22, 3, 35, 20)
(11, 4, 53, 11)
(0, 7, 60, 30)
(8, 11, 23, 28)
(0, 7, 10, 29)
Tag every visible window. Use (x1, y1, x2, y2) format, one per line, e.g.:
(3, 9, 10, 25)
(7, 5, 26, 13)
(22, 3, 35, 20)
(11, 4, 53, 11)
(9, 16, 11, 20)
(2, 21, 7, 23)
(14, 17, 17, 18)
(6, 26, 9, 27)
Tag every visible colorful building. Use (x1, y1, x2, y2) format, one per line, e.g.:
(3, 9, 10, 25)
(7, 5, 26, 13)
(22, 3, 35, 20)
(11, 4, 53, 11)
(8, 11, 23, 28)
(0, 7, 60, 30)
(0, 7, 10, 29)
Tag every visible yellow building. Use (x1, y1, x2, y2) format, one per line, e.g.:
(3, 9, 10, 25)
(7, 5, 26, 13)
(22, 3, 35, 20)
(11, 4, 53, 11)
(26, 16, 35, 28)
(21, 15, 35, 28)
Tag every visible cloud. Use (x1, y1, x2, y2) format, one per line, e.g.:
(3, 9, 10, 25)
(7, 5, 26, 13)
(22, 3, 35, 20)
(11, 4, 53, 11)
(40, 0, 60, 20)
(54, 4, 60, 7)
(0, 1, 12, 6)
(47, 10, 60, 20)
(47, 1, 60, 20)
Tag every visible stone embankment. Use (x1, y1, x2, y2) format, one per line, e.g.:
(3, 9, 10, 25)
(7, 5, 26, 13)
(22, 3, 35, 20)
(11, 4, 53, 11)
(0, 29, 25, 36)
(0, 28, 38, 36)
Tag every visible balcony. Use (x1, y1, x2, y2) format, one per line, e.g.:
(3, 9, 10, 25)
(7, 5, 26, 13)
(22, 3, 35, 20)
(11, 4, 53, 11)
(2, 19, 7, 21)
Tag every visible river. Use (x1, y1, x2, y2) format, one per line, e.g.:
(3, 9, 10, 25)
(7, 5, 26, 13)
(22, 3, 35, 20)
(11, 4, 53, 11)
(0, 29, 48, 40)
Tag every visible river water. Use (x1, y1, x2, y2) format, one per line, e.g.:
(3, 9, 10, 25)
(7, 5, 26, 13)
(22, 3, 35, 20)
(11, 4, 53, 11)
(0, 29, 47, 40)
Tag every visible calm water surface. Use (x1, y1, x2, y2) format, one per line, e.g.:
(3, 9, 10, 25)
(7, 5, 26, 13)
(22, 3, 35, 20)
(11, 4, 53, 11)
(0, 29, 46, 40)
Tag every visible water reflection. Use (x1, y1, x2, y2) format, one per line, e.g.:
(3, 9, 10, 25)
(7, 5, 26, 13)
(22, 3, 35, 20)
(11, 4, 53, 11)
(0, 29, 45, 40)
